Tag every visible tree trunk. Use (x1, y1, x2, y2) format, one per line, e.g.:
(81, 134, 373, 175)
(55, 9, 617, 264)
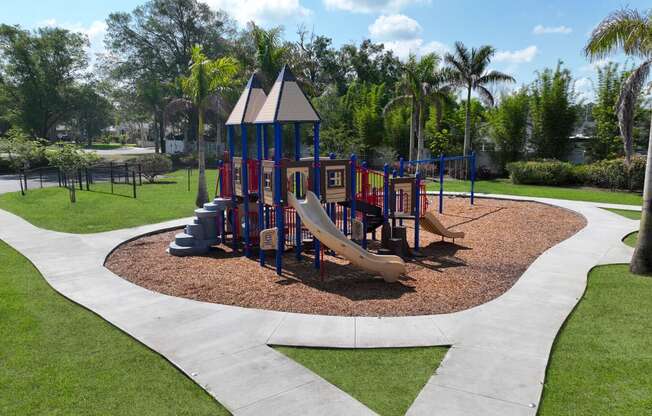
(463, 86, 472, 157)
(153, 113, 160, 154)
(630, 114, 652, 275)
(409, 97, 416, 161)
(195, 108, 209, 208)
(416, 101, 424, 173)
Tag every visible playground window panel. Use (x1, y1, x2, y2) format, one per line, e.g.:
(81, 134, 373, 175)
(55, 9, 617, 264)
(234, 167, 242, 184)
(327, 169, 344, 188)
(264, 173, 273, 190)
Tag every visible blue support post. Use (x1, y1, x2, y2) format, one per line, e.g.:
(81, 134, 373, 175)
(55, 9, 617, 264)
(398, 158, 404, 226)
(228, 125, 237, 250)
(273, 122, 284, 275)
(219, 160, 226, 243)
(328, 152, 336, 224)
(313, 122, 321, 269)
(415, 172, 421, 251)
(361, 161, 368, 250)
(391, 169, 397, 228)
(257, 125, 265, 266)
(350, 154, 357, 238)
(241, 125, 250, 257)
(470, 151, 476, 205)
(383, 163, 389, 222)
(294, 122, 302, 259)
(438, 153, 444, 214)
(399, 157, 405, 177)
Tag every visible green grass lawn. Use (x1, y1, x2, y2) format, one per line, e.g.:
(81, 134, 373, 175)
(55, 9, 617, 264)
(274, 346, 447, 416)
(0, 239, 228, 415)
(539, 264, 652, 415)
(428, 178, 642, 205)
(0, 169, 216, 233)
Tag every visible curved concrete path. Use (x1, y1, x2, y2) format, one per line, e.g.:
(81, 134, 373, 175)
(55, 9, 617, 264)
(0, 195, 639, 415)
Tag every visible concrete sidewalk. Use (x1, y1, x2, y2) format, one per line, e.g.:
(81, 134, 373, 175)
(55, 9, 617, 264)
(0, 196, 639, 415)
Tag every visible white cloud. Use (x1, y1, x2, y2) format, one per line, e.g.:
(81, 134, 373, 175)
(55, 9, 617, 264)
(383, 39, 448, 60)
(324, 0, 429, 14)
(579, 58, 610, 73)
(368, 14, 421, 41)
(204, 0, 311, 25)
(494, 45, 538, 64)
(575, 76, 594, 101)
(40, 19, 107, 66)
(532, 24, 572, 35)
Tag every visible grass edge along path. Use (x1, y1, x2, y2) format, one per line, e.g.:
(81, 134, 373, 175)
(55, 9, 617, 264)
(604, 208, 641, 247)
(428, 179, 642, 206)
(538, 264, 652, 415)
(0, 169, 216, 233)
(274, 345, 448, 416)
(0, 239, 229, 415)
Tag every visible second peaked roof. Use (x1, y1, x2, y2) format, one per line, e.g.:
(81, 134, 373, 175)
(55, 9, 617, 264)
(225, 73, 267, 126)
(254, 66, 321, 124)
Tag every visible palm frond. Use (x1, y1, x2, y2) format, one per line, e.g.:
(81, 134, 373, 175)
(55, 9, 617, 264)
(617, 59, 651, 161)
(472, 45, 495, 75)
(164, 98, 194, 123)
(476, 85, 495, 107)
(383, 94, 412, 116)
(477, 70, 516, 87)
(585, 8, 652, 60)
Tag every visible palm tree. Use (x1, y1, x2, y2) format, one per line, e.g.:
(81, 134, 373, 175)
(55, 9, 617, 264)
(444, 42, 515, 156)
(166, 45, 238, 207)
(585, 8, 652, 274)
(250, 24, 287, 89)
(384, 53, 450, 163)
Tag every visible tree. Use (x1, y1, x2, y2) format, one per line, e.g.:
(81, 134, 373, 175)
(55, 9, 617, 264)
(344, 82, 387, 156)
(104, 0, 235, 152)
(529, 62, 578, 159)
(68, 82, 114, 146)
(0, 25, 88, 138)
(444, 42, 515, 156)
(585, 7, 652, 274)
(384, 53, 450, 162)
(0, 128, 46, 171)
(249, 24, 288, 89)
(587, 62, 629, 161)
(46, 144, 99, 202)
(167, 45, 237, 207)
(486, 89, 529, 172)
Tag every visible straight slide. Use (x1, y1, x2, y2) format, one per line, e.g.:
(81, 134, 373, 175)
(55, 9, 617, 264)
(421, 211, 465, 240)
(288, 191, 406, 283)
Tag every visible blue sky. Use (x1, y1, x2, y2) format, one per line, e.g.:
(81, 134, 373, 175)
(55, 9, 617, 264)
(3, 0, 649, 101)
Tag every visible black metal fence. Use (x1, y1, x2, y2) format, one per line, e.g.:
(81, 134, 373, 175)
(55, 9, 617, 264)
(19, 162, 144, 199)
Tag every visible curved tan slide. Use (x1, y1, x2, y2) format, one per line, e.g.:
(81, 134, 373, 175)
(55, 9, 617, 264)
(288, 191, 406, 283)
(421, 211, 465, 240)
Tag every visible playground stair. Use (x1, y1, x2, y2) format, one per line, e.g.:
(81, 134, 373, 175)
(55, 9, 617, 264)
(168, 197, 232, 256)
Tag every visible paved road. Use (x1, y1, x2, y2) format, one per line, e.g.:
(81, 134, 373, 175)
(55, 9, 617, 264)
(0, 195, 640, 415)
(81, 146, 155, 156)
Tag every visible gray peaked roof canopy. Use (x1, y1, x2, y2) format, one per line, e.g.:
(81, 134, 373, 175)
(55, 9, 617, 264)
(254, 65, 321, 124)
(225, 72, 267, 126)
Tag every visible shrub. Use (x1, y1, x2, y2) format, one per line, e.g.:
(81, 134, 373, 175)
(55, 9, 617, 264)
(135, 154, 172, 183)
(582, 156, 646, 191)
(506, 160, 576, 186)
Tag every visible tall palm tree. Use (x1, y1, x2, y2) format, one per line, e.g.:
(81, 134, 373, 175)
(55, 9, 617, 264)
(444, 42, 515, 156)
(166, 45, 238, 207)
(384, 53, 450, 163)
(250, 24, 287, 89)
(585, 8, 652, 274)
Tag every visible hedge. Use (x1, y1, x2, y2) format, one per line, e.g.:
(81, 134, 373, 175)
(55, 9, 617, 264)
(506, 156, 646, 190)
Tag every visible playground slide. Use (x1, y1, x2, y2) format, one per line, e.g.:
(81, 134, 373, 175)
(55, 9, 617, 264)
(288, 191, 406, 283)
(421, 211, 465, 240)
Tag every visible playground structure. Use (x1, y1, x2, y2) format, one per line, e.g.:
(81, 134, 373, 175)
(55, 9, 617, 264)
(169, 66, 475, 281)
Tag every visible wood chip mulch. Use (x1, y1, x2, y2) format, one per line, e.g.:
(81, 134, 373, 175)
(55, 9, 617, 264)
(105, 197, 586, 317)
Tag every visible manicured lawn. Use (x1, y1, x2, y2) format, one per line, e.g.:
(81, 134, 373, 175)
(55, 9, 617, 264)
(539, 264, 652, 415)
(0, 240, 228, 415)
(428, 178, 642, 205)
(0, 169, 216, 233)
(274, 346, 447, 416)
